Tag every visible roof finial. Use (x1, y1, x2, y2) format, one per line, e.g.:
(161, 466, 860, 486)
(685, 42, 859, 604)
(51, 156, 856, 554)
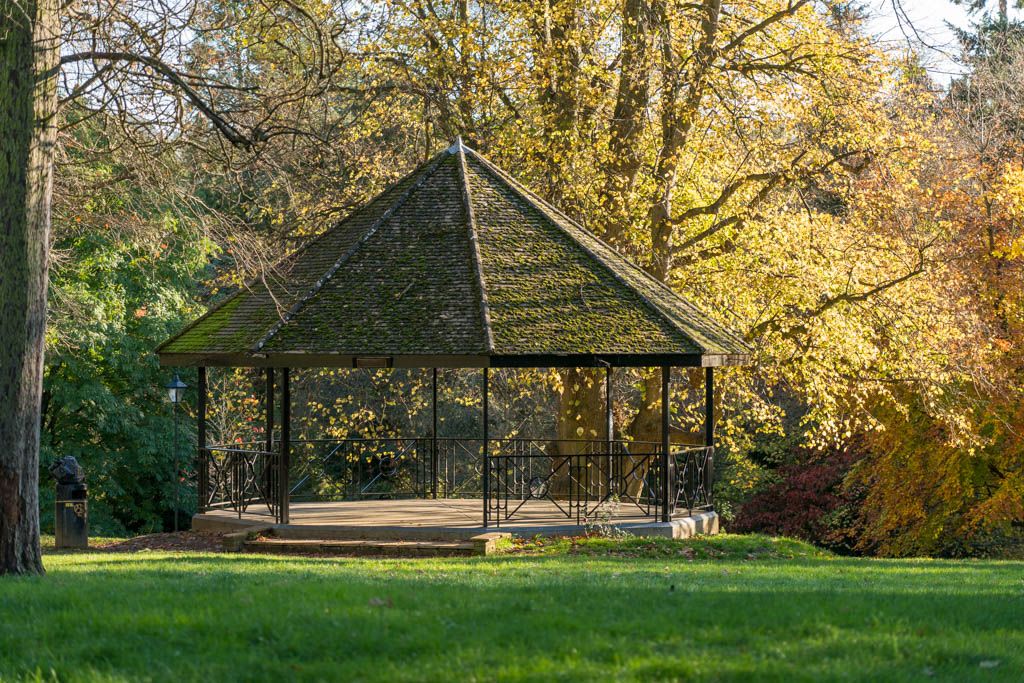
(448, 136, 468, 154)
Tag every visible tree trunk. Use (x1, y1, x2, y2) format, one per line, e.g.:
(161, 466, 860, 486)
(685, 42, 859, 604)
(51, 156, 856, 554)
(537, 0, 583, 207)
(600, 0, 655, 245)
(551, 368, 606, 495)
(0, 0, 59, 576)
(649, 0, 721, 279)
(627, 371, 663, 444)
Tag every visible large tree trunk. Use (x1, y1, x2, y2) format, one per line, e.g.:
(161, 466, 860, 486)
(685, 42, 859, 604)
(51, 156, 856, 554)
(600, 0, 655, 245)
(0, 0, 59, 576)
(648, 0, 721, 279)
(551, 368, 606, 495)
(627, 371, 663, 444)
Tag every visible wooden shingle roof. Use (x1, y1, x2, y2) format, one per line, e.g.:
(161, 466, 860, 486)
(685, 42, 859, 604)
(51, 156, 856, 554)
(158, 140, 751, 368)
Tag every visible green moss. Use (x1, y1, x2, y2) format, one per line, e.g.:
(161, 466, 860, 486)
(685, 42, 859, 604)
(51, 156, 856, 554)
(161, 295, 246, 353)
(158, 148, 749, 360)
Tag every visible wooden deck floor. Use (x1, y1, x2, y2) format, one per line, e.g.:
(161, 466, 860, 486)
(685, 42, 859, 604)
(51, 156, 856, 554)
(196, 498, 659, 533)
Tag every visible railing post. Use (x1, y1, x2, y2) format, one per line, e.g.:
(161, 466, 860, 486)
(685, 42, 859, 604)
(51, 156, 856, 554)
(704, 367, 715, 508)
(197, 366, 207, 513)
(235, 447, 242, 520)
(661, 365, 671, 523)
(482, 367, 490, 528)
(279, 367, 291, 524)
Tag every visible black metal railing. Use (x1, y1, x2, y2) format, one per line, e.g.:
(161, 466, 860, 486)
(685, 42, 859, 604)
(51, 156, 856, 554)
(285, 437, 486, 501)
(203, 437, 713, 526)
(672, 445, 714, 514)
(288, 438, 425, 501)
(485, 439, 666, 526)
(204, 441, 282, 521)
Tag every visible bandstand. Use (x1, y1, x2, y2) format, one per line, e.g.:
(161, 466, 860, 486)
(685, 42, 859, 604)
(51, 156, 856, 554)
(158, 139, 751, 540)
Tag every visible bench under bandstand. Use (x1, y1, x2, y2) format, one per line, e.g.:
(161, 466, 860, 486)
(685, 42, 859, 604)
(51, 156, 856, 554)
(158, 139, 751, 537)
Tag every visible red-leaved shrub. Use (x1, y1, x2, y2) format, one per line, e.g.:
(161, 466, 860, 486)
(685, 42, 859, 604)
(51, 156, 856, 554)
(730, 448, 864, 554)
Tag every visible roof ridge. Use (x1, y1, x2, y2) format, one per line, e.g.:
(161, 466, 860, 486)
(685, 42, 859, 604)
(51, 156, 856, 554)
(448, 136, 470, 154)
(463, 149, 741, 355)
(456, 146, 495, 353)
(154, 265, 308, 356)
(158, 152, 452, 357)
(464, 149, 752, 354)
(251, 151, 453, 352)
(154, 287, 245, 355)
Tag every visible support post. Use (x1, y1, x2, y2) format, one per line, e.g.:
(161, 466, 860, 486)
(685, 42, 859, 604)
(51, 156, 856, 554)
(197, 367, 207, 513)
(279, 367, 291, 525)
(704, 367, 715, 507)
(605, 366, 614, 494)
(265, 368, 275, 514)
(432, 368, 439, 499)
(482, 367, 489, 528)
(661, 366, 671, 523)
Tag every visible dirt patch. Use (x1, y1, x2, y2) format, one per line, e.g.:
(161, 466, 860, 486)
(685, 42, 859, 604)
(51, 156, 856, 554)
(51, 532, 226, 554)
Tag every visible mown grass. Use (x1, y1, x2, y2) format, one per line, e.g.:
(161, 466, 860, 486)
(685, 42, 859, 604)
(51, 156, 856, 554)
(1, 534, 1021, 682)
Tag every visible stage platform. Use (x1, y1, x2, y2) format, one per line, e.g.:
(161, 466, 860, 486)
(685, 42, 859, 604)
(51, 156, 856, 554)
(192, 499, 719, 540)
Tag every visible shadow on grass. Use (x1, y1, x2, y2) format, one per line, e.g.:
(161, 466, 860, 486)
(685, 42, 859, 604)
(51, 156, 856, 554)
(46, 548, 1024, 575)
(2, 551, 1020, 681)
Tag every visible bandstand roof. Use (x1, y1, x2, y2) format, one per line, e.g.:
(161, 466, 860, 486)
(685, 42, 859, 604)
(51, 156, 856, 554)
(157, 140, 751, 369)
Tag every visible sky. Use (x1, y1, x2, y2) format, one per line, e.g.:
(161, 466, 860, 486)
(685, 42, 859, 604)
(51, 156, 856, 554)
(864, 0, 1022, 83)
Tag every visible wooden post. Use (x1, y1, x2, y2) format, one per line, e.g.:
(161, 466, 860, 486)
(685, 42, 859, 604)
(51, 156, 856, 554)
(605, 366, 614, 494)
(265, 368, 275, 514)
(482, 367, 489, 528)
(279, 368, 291, 524)
(661, 366, 671, 523)
(432, 368, 439, 499)
(197, 367, 207, 513)
(704, 367, 715, 507)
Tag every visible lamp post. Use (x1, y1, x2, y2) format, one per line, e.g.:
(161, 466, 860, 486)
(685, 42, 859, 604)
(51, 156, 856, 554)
(165, 374, 187, 532)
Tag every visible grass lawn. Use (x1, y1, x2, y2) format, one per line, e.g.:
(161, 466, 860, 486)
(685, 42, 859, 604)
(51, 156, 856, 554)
(1, 534, 1021, 682)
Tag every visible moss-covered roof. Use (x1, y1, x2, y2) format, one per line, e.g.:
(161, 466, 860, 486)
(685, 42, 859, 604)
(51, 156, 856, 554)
(158, 140, 751, 368)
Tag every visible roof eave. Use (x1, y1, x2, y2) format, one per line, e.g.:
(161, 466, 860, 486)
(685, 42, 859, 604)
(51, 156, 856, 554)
(158, 350, 753, 369)
(699, 352, 752, 367)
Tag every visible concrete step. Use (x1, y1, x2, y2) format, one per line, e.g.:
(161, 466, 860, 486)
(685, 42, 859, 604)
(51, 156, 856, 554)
(270, 524, 484, 542)
(241, 537, 484, 557)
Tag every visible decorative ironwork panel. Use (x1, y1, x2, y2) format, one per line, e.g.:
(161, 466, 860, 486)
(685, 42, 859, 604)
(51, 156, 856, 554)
(206, 442, 281, 521)
(485, 439, 669, 526)
(672, 446, 714, 514)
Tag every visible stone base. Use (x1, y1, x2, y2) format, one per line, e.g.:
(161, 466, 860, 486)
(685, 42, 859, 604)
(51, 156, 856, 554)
(194, 503, 719, 542)
(622, 511, 719, 539)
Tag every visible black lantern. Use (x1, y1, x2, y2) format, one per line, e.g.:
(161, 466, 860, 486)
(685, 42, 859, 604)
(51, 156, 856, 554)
(165, 374, 187, 404)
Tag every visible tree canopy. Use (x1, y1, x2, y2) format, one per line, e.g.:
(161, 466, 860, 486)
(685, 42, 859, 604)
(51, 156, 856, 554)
(4, 0, 1022, 559)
